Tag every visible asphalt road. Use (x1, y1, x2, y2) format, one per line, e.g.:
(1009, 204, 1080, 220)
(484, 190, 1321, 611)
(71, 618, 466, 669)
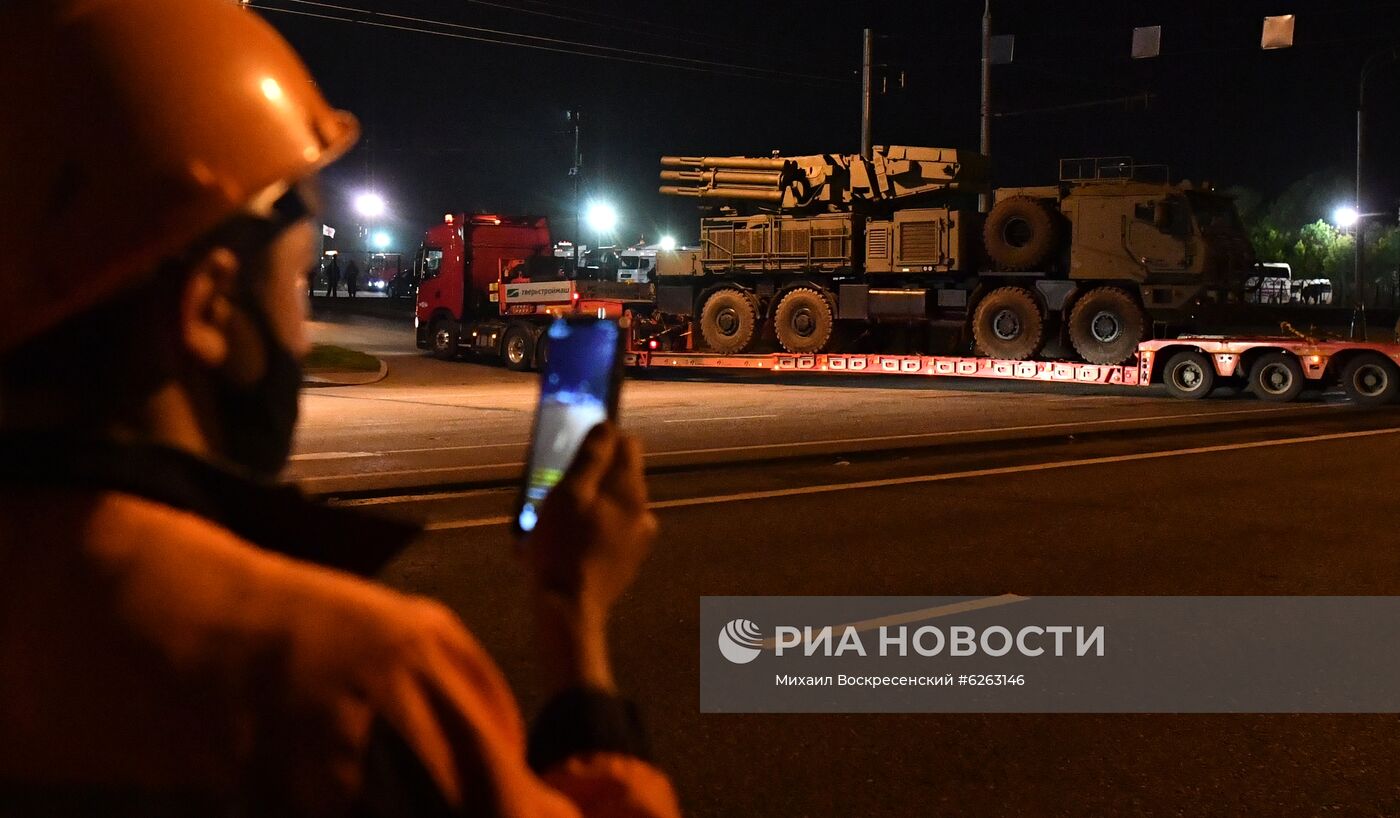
(300, 301, 1400, 816)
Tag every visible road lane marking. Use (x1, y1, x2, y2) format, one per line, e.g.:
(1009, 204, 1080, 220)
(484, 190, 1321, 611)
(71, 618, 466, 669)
(648, 404, 1328, 457)
(662, 414, 779, 424)
(756, 594, 1028, 650)
(418, 426, 1400, 531)
(290, 451, 377, 461)
(296, 403, 1322, 465)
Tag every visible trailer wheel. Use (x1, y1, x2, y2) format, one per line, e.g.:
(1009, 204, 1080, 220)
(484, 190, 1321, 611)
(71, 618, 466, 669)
(983, 196, 1061, 271)
(503, 324, 535, 372)
(1067, 287, 1146, 365)
(1249, 352, 1305, 402)
(1162, 350, 1216, 400)
(773, 287, 835, 354)
(431, 319, 461, 361)
(699, 289, 759, 354)
(1340, 352, 1400, 406)
(972, 287, 1045, 360)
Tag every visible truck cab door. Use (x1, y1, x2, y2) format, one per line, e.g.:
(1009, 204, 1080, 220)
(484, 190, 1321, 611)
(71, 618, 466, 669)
(1125, 198, 1190, 273)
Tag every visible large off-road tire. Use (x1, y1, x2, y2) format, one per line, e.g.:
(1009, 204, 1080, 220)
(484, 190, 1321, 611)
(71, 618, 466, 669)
(502, 324, 536, 372)
(1067, 287, 1147, 365)
(772, 287, 836, 354)
(1339, 352, 1399, 406)
(431, 318, 461, 361)
(1162, 350, 1216, 400)
(971, 286, 1046, 360)
(699, 289, 759, 354)
(1249, 352, 1305, 402)
(983, 196, 1061, 271)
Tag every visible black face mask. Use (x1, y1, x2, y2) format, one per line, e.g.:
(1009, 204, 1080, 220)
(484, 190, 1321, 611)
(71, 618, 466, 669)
(213, 296, 303, 480)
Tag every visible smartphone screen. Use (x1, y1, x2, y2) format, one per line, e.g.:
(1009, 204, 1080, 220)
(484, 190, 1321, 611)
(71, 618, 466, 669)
(515, 318, 623, 533)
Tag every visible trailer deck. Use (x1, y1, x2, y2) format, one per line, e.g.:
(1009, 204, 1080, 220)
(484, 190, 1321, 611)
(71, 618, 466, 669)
(624, 334, 1400, 404)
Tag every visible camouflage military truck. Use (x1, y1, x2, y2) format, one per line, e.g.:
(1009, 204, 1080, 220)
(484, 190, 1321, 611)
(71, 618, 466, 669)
(656, 151, 1254, 364)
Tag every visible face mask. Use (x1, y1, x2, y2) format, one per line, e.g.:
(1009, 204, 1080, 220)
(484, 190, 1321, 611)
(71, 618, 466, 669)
(213, 296, 303, 479)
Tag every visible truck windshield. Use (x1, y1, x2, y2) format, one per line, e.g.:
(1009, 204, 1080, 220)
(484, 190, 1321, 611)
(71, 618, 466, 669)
(1185, 193, 1241, 231)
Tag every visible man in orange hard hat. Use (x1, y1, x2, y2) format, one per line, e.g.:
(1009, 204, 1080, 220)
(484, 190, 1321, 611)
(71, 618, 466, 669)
(0, 2, 680, 816)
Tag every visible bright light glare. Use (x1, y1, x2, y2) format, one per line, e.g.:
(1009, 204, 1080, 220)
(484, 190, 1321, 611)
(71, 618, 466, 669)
(1333, 206, 1360, 229)
(372, 231, 391, 250)
(355, 192, 387, 218)
(658, 235, 677, 251)
(585, 201, 618, 234)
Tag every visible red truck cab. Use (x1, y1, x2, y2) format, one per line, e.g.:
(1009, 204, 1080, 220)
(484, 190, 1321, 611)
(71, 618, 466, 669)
(414, 213, 647, 370)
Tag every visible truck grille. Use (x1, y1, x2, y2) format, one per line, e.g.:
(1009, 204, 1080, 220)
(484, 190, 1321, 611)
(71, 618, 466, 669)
(899, 221, 942, 262)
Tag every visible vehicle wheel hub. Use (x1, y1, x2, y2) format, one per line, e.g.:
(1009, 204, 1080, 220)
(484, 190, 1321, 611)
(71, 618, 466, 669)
(1174, 363, 1202, 390)
(507, 336, 526, 363)
(1260, 364, 1293, 393)
(992, 308, 1022, 340)
(1353, 364, 1389, 396)
(1090, 311, 1122, 343)
(791, 308, 815, 337)
(716, 309, 739, 335)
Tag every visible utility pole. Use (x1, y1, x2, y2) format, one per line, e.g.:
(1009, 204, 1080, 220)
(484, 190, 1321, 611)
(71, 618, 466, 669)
(860, 28, 873, 160)
(568, 109, 583, 257)
(979, 0, 992, 212)
(1352, 47, 1398, 339)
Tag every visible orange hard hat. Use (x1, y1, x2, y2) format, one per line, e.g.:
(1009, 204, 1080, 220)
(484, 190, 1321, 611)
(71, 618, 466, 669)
(0, 0, 359, 354)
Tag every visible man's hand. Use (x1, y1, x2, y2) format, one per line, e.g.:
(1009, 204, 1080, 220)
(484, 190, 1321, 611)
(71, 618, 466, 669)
(523, 422, 657, 693)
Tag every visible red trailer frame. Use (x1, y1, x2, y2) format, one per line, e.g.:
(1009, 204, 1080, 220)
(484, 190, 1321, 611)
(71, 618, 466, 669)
(623, 329, 1400, 404)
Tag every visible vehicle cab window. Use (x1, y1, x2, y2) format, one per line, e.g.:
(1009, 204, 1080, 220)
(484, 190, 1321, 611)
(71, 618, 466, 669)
(421, 247, 443, 280)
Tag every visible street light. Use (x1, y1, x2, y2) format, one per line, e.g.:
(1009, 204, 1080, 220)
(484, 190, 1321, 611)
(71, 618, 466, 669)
(584, 201, 618, 235)
(372, 231, 391, 250)
(658, 235, 677, 251)
(354, 192, 386, 218)
(1333, 206, 1360, 229)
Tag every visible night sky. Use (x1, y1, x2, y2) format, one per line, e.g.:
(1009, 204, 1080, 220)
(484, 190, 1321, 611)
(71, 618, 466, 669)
(259, 0, 1400, 251)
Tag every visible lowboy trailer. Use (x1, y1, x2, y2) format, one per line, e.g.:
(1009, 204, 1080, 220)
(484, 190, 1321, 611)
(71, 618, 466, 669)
(623, 330, 1400, 406)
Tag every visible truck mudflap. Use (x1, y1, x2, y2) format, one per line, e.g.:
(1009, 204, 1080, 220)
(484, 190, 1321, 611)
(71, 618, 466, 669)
(626, 351, 1148, 386)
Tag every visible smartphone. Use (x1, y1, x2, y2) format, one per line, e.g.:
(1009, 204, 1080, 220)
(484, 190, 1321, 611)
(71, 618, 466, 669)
(514, 317, 625, 534)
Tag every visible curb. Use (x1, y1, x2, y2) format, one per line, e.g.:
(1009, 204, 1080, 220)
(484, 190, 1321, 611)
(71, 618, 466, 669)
(302, 357, 389, 388)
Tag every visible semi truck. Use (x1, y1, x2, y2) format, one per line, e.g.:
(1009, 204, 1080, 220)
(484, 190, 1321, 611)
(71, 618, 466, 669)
(411, 205, 1399, 406)
(413, 213, 650, 370)
(652, 149, 1254, 365)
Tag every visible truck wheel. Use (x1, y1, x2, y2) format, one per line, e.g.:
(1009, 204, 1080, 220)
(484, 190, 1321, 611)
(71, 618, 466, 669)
(983, 196, 1061, 271)
(431, 319, 460, 361)
(971, 287, 1045, 360)
(1162, 350, 1215, 400)
(1067, 287, 1146, 365)
(1249, 352, 1305, 402)
(773, 287, 835, 354)
(503, 324, 536, 372)
(1340, 352, 1400, 406)
(699, 289, 759, 354)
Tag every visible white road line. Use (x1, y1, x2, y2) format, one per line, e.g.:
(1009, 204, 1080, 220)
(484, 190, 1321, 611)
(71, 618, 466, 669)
(662, 414, 780, 424)
(648, 404, 1325, 457)
(418, 426, 1400, 531)
(756, 594, 1028, 650)
(289, 451, 377, 461)
(296, 404, 1320, 466)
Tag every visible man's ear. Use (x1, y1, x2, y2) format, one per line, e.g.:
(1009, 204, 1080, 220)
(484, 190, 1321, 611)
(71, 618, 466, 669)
(180, 247, 241, 369)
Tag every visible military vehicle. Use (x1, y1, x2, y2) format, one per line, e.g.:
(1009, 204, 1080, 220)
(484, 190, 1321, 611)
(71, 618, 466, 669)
(656, 150, 1254, 364)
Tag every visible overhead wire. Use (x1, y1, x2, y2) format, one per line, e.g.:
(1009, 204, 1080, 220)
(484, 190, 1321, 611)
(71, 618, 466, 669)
(256, 0, 850, 84)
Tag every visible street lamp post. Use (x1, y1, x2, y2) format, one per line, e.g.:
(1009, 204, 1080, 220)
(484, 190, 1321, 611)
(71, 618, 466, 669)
(1352, 47, 1399, 339)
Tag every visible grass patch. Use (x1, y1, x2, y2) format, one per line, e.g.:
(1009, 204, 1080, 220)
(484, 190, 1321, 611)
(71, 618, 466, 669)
(304, 344, 381, 373)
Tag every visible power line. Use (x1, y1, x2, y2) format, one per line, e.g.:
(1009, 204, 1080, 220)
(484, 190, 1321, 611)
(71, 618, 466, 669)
(457, 0, 791, 60)
(257, 0, 848, 84)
